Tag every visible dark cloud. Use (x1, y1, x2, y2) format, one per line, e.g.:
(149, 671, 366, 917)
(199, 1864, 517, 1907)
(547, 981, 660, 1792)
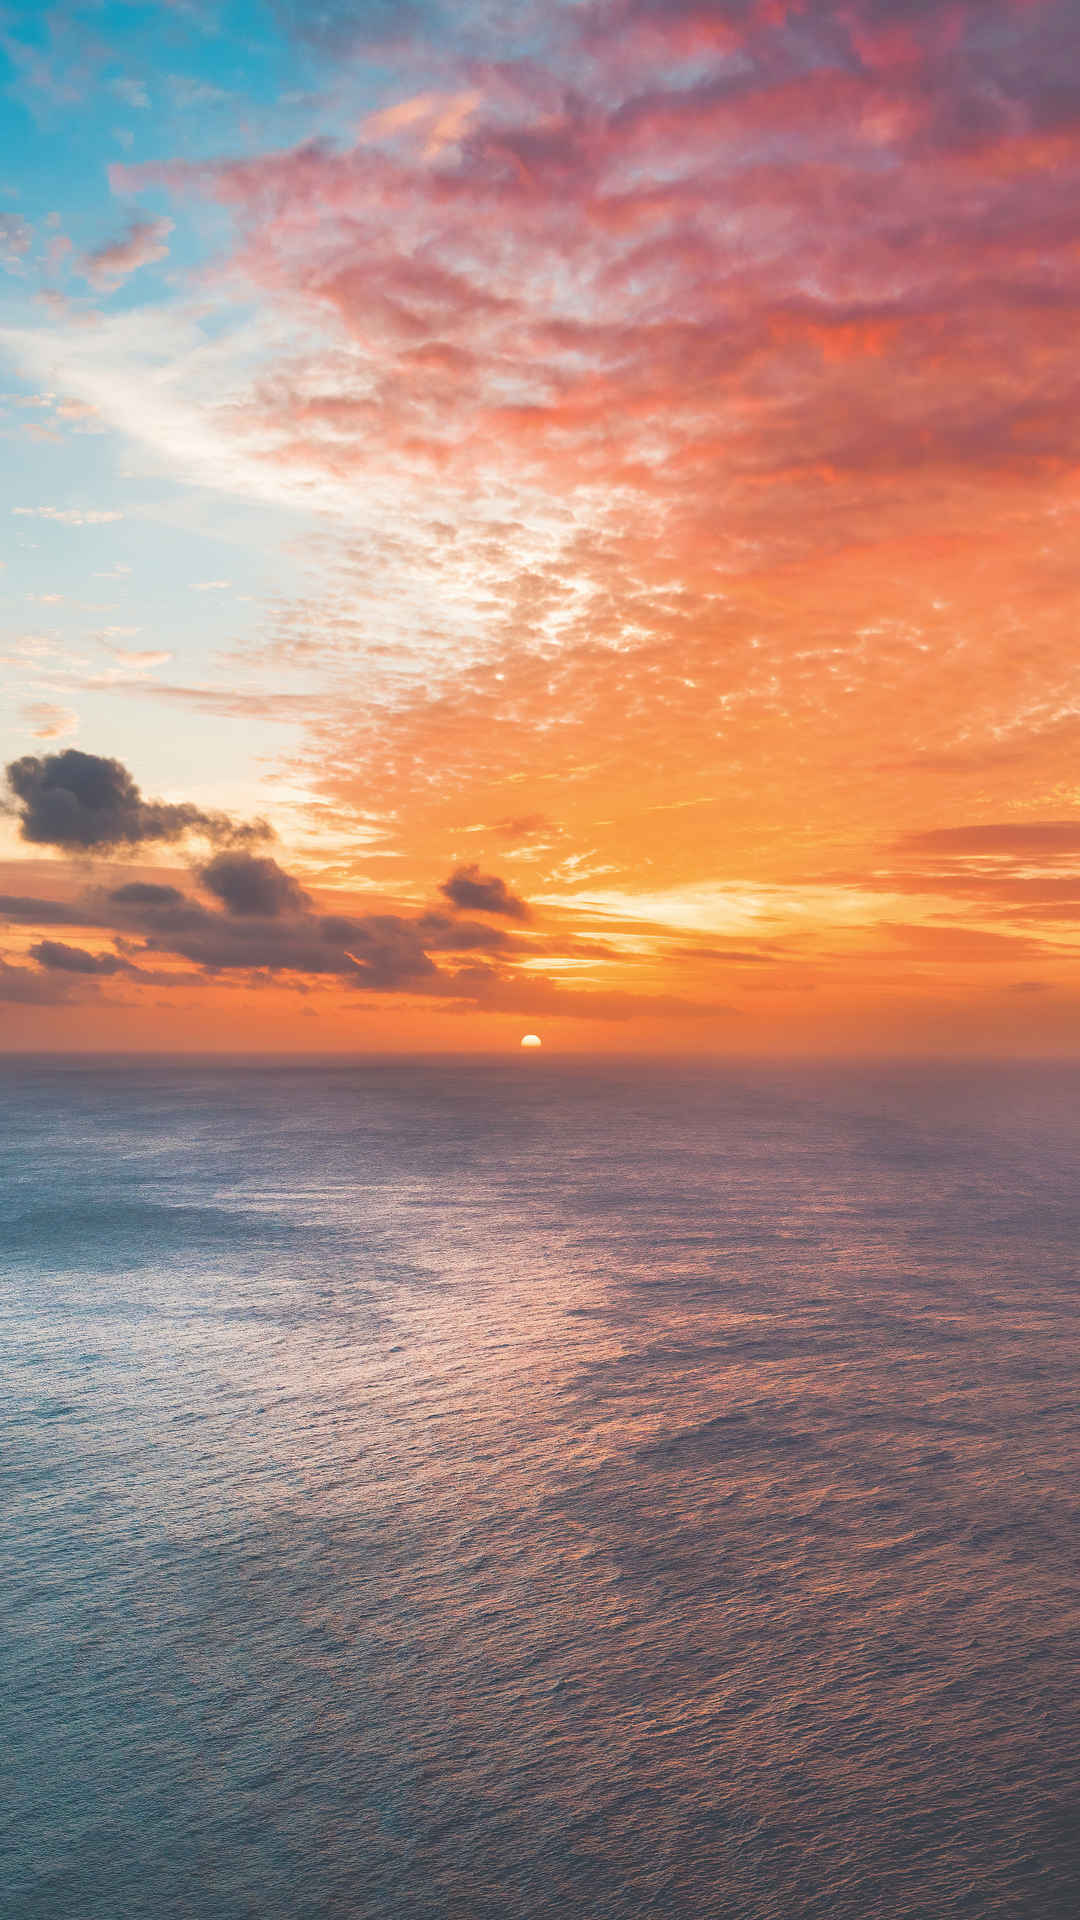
(30, 940, 129, 976)
(439, 864, 532, 922)
(103, 880, 439, 987)
(155, 923, 346, 974)
(857, 0, 959, 16)
(0, 861, 578, 1000)
(200, 851, 311, 917)
(106, 882, 210, 934)
(416, 910, 519, 953)
(0, 834, 651, 1014)
(0, 894, 88, 926)
(0, 861, 424, 988)
(109, 882, 188, 908)
(338, 917, 439, 988)
(4, 750, 267, 852)
(0, 862, 730, 1015)
(0, 958, 79, 1004)
(158, 912, 436, 986)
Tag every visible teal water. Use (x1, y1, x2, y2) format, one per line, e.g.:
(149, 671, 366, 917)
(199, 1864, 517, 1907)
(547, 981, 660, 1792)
(2, 1058, 1078, 1917)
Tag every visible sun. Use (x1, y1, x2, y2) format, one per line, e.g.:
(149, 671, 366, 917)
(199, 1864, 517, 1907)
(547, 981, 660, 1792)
(520, 1033, 542, 1049)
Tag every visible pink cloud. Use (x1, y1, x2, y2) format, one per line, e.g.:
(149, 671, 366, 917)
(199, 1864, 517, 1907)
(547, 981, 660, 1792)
(21, 702, 78, 742)
(100, 0, 1080, 850)
(116, 3, 1080, 509)
(81, 216, 174, 290)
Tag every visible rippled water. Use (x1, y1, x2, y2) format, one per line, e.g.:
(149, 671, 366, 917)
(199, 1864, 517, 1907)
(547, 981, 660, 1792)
(2, 1057, 1078, 1918)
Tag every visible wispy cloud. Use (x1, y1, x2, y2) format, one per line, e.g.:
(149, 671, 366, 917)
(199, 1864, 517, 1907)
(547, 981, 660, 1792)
(20, 702, 79, 742)
(0, 213, 32, 271)
(13, 506, 123, 525)
(80, 216, 174, 290)
(8, 2, 1080, 1044)
(111, 77, 150, 112)
(100, 646, 172, 672)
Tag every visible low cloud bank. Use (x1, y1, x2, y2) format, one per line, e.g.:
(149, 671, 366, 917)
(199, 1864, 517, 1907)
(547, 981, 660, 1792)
(0, 750, 728, 1023)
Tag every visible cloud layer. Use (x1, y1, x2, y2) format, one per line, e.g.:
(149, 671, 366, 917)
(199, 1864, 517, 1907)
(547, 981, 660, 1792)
(5, 4, 1080, 1048)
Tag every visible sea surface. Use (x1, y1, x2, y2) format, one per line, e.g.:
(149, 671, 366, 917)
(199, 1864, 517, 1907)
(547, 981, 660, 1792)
(2, 1056, 1078, 1919)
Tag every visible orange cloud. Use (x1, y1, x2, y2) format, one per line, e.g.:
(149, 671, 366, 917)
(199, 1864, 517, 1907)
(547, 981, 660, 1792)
(10, 0, 1080, 1050)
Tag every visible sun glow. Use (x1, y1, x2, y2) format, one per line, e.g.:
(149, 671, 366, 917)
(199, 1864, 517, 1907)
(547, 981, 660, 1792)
(520, 1034, 542, 1048)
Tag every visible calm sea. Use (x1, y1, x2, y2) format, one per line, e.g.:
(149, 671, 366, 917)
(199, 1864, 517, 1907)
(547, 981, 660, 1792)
(2, 1057, 1078, 1919)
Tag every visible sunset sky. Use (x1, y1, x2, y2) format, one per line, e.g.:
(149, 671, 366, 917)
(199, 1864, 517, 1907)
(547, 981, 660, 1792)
(4, 0, 1080, 1052)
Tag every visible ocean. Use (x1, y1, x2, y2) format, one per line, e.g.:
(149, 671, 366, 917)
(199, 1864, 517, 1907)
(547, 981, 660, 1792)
(2, 1056, 1078, 1918)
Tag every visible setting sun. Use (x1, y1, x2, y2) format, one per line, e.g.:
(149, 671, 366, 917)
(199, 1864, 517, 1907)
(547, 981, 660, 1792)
(5, 2, 1080, 1059)
(3, 8, 1077, 1918)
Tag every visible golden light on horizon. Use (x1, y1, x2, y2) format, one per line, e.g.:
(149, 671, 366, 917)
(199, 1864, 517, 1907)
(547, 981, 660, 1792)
(6, 0, 1080, 1063)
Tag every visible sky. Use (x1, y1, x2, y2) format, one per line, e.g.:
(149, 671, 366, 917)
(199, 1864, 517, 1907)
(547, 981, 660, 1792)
(4, 0, 1080, 1054)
